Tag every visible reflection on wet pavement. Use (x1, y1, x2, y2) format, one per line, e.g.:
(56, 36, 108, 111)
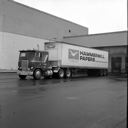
(0, 73, 127, 128)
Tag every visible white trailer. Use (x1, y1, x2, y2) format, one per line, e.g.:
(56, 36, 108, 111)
(44, 41, 108, 78)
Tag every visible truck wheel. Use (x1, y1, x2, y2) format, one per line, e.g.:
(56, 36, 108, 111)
(65, 69, 72, 78)
(33, 69, 42, 80)
(19, 75, 26, 80)
(58, 69, 64, 78)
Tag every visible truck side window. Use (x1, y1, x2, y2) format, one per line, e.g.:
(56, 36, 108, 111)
(44, 55, 48, 62)
(40, 53, 43, 61)
(35, 52, 40, 61)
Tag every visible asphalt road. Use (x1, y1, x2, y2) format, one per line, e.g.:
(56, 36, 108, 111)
(0, 73, 127, 128)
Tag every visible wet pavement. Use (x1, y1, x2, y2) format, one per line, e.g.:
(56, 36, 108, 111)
(0, 73, 127, 128)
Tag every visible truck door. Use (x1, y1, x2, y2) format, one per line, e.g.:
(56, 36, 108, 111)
(40, 52, 48, 63)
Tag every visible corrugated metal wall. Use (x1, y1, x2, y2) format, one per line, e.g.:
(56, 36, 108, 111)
(1, 0, 88, 40)
(63, 31, 127, 47)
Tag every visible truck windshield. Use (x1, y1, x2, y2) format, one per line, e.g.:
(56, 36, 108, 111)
(19, 52, 35, 60)
(19, 51, 48, 62)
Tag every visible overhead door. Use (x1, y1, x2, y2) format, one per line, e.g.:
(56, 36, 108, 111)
(111, 57, 122, 74)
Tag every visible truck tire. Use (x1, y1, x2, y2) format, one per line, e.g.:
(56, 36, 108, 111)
(58, 69, 64, 78)
(19, 75, 26, 80)
(33, 69, 42, 80)
(65, 69, 72, 78)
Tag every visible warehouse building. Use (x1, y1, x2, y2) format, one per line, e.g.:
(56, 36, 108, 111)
(63, 31, 127, 75)
(0, 0, 88, 71)
(0, 0, 127, 76)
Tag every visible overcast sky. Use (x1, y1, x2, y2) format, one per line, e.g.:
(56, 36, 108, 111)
(14, 0, 127, 34)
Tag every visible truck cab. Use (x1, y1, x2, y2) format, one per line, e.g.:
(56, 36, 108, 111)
(17, 50, 52, 79)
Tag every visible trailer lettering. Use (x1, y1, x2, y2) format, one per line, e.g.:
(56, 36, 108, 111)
(80, 56, 95, 62)
(80, 51, 104, 58)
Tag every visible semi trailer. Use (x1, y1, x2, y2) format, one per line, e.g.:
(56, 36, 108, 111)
(17, 41, 108, 80)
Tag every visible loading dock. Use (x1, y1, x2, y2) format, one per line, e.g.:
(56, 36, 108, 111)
(64, 31, 127, 76)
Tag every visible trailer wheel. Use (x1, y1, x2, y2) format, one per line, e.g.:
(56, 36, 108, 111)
(65, 69, 72, 78)
(19, 75, 26, 80)
(58, 69, 64, 78)
(33, 69, 42, 80)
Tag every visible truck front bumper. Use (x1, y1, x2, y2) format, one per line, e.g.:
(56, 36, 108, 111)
(17, 70, 33, 76)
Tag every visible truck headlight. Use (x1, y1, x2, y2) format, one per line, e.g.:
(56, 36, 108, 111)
(30, 67, 34, 70)
(18, 67, 22, 70)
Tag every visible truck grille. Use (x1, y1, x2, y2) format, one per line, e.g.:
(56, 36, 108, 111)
(21, 60, 28, 71)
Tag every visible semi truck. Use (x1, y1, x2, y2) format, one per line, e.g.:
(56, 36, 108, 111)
(17, 41, 108, 80)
